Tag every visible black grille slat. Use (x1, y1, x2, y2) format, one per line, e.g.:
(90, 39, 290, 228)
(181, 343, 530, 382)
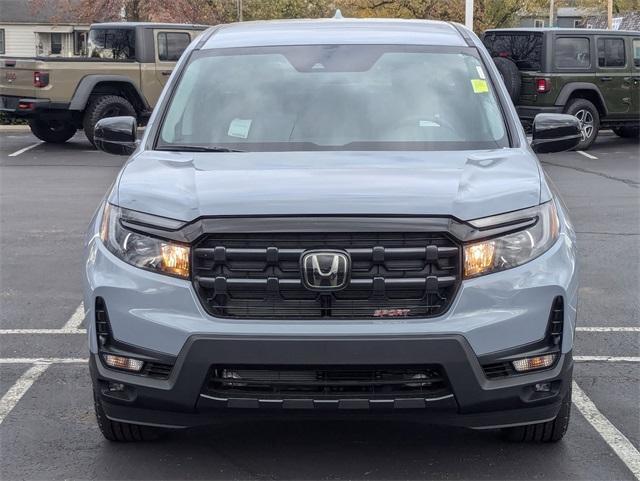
(142, 363, 173, 380)
(192, 231, 461, 319)
(205, 365, 451, 400)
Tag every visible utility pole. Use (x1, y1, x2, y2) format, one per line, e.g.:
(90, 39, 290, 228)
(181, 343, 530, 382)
(549, 0, 554, 28)
(465, 0, 474, 31)
(607, 0, 613, 29)
(237, 0, 243, 22)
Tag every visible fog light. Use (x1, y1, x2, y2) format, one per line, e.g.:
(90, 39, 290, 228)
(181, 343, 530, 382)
(103, 354, 144, 372)
(512, 354, 556, 372)
(534, 382, 552, 392)
(108, 382, 125, 392)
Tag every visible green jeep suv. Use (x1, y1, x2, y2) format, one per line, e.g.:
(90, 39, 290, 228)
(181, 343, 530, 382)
(484, 28, 640, 150)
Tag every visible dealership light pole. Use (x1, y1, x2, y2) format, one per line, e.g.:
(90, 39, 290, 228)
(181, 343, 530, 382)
(465, 0, 474, 30)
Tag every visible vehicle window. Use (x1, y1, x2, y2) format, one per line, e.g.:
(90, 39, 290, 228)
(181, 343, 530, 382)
(87, 28, 135, 60)
(0, 29, 5, 55)
(158, 45, 508, 152)
(554, 37, 590, 69)
(158, 32, 191, 62)
(597, 38, 625, 68)
(633, 39, 640, 67)
(483, 33, 543, 71)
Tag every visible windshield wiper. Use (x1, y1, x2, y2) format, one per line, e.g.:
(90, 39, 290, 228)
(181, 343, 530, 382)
(158, 145, 245, 153)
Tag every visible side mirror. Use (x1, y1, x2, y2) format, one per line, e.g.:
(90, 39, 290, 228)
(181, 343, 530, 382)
(94, 116, 137, 156)
(531, 113, 581, 154)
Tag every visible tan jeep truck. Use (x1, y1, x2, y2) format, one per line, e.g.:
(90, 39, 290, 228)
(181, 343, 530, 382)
(0, 22, 206, 145)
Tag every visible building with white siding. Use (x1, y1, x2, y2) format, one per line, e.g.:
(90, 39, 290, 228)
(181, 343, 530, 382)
(0, 0, 90, 57)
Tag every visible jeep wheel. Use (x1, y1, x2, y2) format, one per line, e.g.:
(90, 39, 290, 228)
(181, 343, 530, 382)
(93, 391, 160, 442)
(29, 118, 76, 144)
(492, 57, 521, 102)
(83, 95, 136, 147)
(501, 389, 572, 443)
(564, 99, 600, 150)
(613, 126, 640, 138)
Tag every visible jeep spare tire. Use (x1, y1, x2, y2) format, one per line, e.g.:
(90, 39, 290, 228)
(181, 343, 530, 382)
(492, 57, 521, 102)
(83, 95, 136, 147)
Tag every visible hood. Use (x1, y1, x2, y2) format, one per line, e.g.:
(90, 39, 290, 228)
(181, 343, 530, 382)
(116, 150, 542, 222)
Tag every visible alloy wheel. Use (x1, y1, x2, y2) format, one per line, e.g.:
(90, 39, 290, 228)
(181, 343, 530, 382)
(574, 109, 594, 142)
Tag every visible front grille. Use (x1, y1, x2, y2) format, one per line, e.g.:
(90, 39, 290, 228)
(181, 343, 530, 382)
(192, 232, 461, 319)
(204, 365, 451, 400)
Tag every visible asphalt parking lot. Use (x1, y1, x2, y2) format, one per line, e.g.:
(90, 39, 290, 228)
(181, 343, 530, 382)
(0, 129, 638, 480)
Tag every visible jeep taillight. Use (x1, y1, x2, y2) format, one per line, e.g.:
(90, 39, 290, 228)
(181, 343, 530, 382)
(33, 71, 49, 88)
(536, 78, 551, 94)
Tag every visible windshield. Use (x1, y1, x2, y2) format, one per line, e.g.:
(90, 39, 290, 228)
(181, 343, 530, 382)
(483, 33, 543, 71)
(87, 28, 135, 60)
(157, 45, 508, 152)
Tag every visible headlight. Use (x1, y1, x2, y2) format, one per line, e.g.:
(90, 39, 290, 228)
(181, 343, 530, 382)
(100, 203, 190, 279)
(464, 201, 559, 278)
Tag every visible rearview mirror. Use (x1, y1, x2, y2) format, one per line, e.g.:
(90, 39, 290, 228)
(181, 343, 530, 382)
(94, 116, 137, 156)
(531, 114, 581, 154)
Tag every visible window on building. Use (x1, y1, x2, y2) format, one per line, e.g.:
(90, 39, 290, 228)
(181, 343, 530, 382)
(51, 33, 62, 55)
(573, 20, 583, 28)
(534, 19, 545, 28)
(74, 31, 87, 56)
(0, 29, 5, 55)
(633, 39, 640, 68)
(157, 32, 191, 61)
(554, 37, 590, 69)
(598, 38, 626, 67)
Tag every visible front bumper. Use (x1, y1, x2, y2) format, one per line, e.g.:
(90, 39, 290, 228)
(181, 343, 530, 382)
(84, 204, 578, 430)
(92, 335, 573, 430)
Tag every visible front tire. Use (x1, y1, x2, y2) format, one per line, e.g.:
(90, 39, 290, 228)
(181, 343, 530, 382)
(29, 118, 76, 143)
(93, 391, 160, 442)
(83, 95, 136, 147)
(501, 389, 572, 443)
(564, 98, 600, 150)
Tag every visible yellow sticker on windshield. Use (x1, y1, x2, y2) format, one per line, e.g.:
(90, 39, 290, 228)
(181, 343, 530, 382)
(471, 79, 489, 93)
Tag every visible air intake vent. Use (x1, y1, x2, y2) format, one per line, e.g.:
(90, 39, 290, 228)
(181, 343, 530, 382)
(548, 296, 564, 346)
(482, 361, 516, 379)
(95, 297, 174, 380)
(95, 297, 111, 346)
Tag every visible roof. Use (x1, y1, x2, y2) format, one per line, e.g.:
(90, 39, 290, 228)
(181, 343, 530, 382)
(485, 27, 640, 35)
(203, 19, 468, 49)
(90, 22, 208, 30)
(583, 12, 640, 31)
(0, 0, 88, 24)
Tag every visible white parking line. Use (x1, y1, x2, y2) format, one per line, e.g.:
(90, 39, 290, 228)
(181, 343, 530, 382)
(0, 329, 86, 334)
(0, 364, 49, 424)
(577, 150, 598, 160)
(573, 381, 640, 480)
(577, 327, 640, 332)
(62, 302, 85, 330)
(7, 141, 43, 157)
(0, 326, 636, 336)
(575, 356, 640, 362)
(0, 358, 88, 364)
